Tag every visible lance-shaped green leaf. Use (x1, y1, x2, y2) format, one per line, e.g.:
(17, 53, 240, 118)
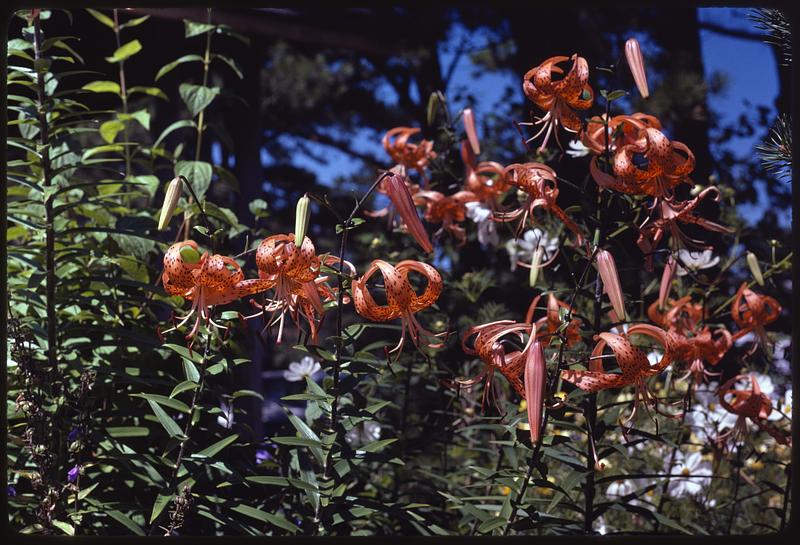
(105, 39, 142, 63)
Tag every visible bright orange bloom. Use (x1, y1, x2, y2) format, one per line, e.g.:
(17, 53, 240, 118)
(352, 259, 444, 356)
(246, 234, 352, 344)
(582, 113, 661, 156)
(590, 126, 695, 199)
(525, 293, 583, 347)
(461, 141, 509, 207)
(456, 320, 535, 407)
(718, 374, 791, 445)
(160, 240, 273, 343)
(648, 296, 732, 385)
(414, 189, 478, 247)
(520, 54, 594, 151)
(561, 324, 674, 424)
(730, 282, 781, 354)
(493, 162, 585, 246)
(382, 127, 436, 184)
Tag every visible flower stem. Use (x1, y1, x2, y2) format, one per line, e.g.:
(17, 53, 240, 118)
(112, 9, 131, 180)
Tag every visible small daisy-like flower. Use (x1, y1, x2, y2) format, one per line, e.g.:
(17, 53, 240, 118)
(283, 356, 322, 382)
(665, 451, 712, 497)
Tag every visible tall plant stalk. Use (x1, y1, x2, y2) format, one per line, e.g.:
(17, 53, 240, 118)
(112, 9, 132, 178)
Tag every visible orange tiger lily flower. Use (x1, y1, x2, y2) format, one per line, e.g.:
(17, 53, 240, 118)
(456, 320, 535, 408)
(636, 187, 734, 269)
(582, 113, 662, 156)
(352, 259, 445, 357)
(730, 282, 781, 354)
(561, 324, 675, 424)
(414, 189, 478, 247)
(461, 144, 509, 209)
(520, 54, 594, 151)
(382, 127, 436, 184)
(719, 374, 791, 446)
(590, 127, 694, 199)
(160, 240, 273, 344)
(493, 162, 585, 247)
(244, 234, 353, 344)
(525, 293, 583, 347)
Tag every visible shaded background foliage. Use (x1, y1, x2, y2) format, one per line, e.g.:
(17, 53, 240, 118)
(5, 5, 793, 536)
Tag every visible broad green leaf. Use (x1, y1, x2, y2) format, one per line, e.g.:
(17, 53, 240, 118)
(179, 83, 220, 117)
(105, 510, 145, 535)
(128, 86, 168, 100)
(105, 39, 142, 63)
(477, 517, 508, 534)
(169, 380, 199, 399)
(164, 343, 204, 364)
(184, 19, 216, 37)
(232, 389, 263, 401)
(51, 520, 74, 536)
(229, 504, 299, 534)
(149, 492, 174, 524)
(99, 120, 126, 143)
(120, 14, 150, 29)
(194, 433, 239, 458)
(155, 54, 203, 81)
(130, 108, 150, 130)
(106, 426, 150, 438)
(87, 8, 115, 29)
(174, 160, 212, 200)
(146, 399, 184, 438)
(82, 80, 121, 94)
(155, 119, 195, 148)
(358, 438, 397, 453)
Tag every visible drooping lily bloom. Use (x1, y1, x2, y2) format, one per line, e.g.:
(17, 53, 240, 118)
(246, 234, 353, 344)
(730, 282, 781, 354)
(456, 320, 535, 407)
(525, 293, 583, 347)
(561, 324, 675, 424)
(648, 296, 732, 385)
(461, 141, 510, 207)
(519, 54, 594, 151)
(582, 113, 662, 156)
(590, 127, 694, 199)
(414, 189, 478, 247)
(493, 162, 585, 247)
(160, 240, 273, 344)
(718, 374, 791, 446)
(636, 187, 734, 269)
(382, 127, 437, 184)
(352, 259, 445, 357)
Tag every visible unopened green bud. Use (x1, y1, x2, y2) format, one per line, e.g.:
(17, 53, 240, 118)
(746, 252, 764, 286)
(180, 245, 201, 264)
(294, 193, 311, 244)
(158, 176, 183, 230)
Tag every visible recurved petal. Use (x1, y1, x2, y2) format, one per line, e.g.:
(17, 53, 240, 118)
(560, 369, 628, 392)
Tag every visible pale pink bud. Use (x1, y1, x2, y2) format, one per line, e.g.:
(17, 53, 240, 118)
(385, 173, 433, 254)
(597, 249, 625, 320)
(463, 108, 480, 155)
(625, 38, 649, 99)
(524, 339, 546, 445)
(658, 255, 677, 309)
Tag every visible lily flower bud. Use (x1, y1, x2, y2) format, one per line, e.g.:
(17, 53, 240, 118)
(529, 246, 544, 287)
(158, 176, 183, 231)
(597, 249, 626, 320)
(625, 38, 649, 99)
(294, 193, 311, 245)
(658, 255, 677, 309)
(463, 107, 480, 155)
(524, 338, 546, 445)
(385, 173, 433, 254)
(746, 252, 765, 286)
(426, 90, 446, 127)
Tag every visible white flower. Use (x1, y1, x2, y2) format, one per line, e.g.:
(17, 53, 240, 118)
(283, 356, 322, 382)
(773, 336, 791, 375)
(505, 228, 558, 271)
(686, 387, 740, 443)
(565, 139, 591, 158)
(675, 249, 719, 276)
(666, 451, 712, 497)
(217, 401, 234, 429)
(605, 479, 635, 498)
(595, 516, 609, 535)
(345, 420, 382, 445)
(465, 201, 500, 246)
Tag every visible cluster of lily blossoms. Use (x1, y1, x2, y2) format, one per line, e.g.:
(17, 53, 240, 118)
(158, 39, 789, 459)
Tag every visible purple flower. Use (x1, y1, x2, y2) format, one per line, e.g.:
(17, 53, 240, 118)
(255, 449, 272, 464)
(7, 485, 16, 497)
(67, 465, 80, 484)
(67, 428, 81, 442)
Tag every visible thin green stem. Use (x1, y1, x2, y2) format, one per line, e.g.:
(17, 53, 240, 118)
(112, 9, 131, 179)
